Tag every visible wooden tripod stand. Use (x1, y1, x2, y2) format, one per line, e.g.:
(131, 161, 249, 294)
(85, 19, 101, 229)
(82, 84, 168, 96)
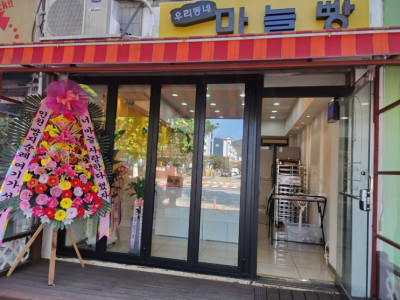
(6, 223, 85, 285)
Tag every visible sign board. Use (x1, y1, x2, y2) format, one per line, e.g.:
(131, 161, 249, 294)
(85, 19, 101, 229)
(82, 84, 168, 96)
(159, 0, 369, 38)
(0, 0, 41, 44)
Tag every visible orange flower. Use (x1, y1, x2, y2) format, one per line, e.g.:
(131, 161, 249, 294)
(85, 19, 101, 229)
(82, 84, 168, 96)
(27, 178, 38, 188)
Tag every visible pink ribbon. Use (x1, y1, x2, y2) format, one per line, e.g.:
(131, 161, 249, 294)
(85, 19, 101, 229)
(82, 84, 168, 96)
(0, 104, 52, 246)
(45, 79, 89, 116)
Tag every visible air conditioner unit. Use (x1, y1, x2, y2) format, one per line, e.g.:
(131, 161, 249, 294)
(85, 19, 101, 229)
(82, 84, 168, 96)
(41, 0, 120, 40)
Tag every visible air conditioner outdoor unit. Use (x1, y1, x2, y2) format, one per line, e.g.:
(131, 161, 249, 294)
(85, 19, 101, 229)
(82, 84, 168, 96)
(41, 0, 121, 40)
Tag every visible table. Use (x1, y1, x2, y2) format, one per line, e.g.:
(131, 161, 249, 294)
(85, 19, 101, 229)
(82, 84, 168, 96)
(267, 194, 327, 245)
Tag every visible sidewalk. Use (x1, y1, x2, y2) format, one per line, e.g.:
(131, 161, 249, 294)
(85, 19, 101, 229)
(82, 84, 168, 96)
(0, 260, 345, 300)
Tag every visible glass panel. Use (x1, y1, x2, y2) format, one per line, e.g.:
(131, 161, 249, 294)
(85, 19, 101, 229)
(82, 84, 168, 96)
(151, 85, 196, 260)
(384, 66, 400, 108)
(377, 175, 400, 244)
(337, 83, 370, 298)
(65, 85, 108, 250)
(381, 106, 400, 171)
(103, 85, 151, 254)
(198, 83, 245, 266)
(377, 241, 400, 299)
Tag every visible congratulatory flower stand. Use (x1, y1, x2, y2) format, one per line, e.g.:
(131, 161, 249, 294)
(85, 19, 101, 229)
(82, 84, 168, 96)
(0, 79, 112, 285)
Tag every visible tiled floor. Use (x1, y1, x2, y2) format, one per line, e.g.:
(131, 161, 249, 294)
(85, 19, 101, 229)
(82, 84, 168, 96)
(257, 208, 335, 282)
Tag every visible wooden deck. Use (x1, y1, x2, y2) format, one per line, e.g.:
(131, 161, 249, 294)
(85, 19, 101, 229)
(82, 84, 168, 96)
(0, 260, 345, 300)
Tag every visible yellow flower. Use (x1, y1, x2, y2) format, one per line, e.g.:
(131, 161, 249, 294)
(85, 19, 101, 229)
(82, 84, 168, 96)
(41, 157, 51, 166)
(74, 165, 83, 172)
(45, 125, 58, 137)
(81, 149, 88, 156)
(59, 181, 72, 190)
(60, 198, 72, 209)
(22, 172, 32, 182)
(91, 185, 98, 193)
(54, 210, 66, 221)
(56, 143, 70, 151)
(84, 170, 91, 179)
(40, 141, 50, 151)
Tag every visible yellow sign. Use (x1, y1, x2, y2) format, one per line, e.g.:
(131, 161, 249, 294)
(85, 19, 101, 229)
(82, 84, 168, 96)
(159, 0, 369, 38)
(0, 0, 40, 44)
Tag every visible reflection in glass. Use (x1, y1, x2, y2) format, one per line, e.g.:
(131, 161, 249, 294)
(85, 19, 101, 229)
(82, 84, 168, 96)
(198, 83, 245, 266)
(65, 85, 108, 251)
(151, 85, 196, 260)
(106, 85, 150, 254)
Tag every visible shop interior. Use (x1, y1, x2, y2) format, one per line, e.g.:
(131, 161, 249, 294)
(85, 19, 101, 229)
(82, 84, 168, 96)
(256, 70, 366, 282)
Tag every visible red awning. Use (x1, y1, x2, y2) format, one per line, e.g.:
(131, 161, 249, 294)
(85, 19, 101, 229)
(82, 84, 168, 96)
(1, 27, 400, 71)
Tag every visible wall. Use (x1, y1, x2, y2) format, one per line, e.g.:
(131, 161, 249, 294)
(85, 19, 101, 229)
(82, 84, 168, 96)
(291, 108, 340, 269)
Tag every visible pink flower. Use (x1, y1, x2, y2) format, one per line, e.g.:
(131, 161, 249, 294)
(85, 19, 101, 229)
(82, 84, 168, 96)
(34, 166, 45, 175)
(83, 193, 93, 203)
(50, 186, 62, 197)
(20, 189, 33, 201)
(66, 207, 78, 219)
(61, 162, 77, 177)
(32, 206, 44, 217)
(36, 194, 49, 205)
(73, 197, 83, 208)
(45, 161, 57, 168)
(79, 174, 88, 184)
(54, 167, 64, 176)
(47, 197, 59, 208)
(89, 205, 97, 215)
(20, 201, 30, 210)
(136, 198, 144, 206)
(73, 187, 83, 197)
(29, 163, 38, 172)
(44, 79, 89, 116)
(37, 147, 47, 155)
(39, 174, 49, 184)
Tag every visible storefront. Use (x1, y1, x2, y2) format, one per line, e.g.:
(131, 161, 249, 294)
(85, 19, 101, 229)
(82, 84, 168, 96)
(1, 0, 400, 298)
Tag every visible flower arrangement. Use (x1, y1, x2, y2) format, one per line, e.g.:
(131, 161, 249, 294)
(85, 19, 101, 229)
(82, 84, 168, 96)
(126, 177, 145, 215)
(18, 113, 103, 226)
(0, 79, 111, 234)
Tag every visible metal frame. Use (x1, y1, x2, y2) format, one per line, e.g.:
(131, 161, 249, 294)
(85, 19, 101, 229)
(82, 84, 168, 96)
(56, 74, 262, 278)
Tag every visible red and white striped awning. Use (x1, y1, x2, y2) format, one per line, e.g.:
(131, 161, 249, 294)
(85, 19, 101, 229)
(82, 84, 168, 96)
(1, 27, 400, 72)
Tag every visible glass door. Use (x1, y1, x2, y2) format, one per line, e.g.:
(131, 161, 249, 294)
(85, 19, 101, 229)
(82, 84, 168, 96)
(337, 81, 371, 298)
(151, 84, 196, 261)
(198, 83, 245, 266)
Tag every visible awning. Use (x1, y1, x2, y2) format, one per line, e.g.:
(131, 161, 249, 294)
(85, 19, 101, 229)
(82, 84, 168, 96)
(1, 27, 400, 72)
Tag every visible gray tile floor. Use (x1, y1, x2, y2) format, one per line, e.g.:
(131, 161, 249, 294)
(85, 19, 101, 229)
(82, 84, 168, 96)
(257, 208, 335, 282)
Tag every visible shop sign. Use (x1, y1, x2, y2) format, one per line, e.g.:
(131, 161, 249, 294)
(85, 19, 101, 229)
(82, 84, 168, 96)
(160, 0, 365, 38)
(171, 1, 217, 27)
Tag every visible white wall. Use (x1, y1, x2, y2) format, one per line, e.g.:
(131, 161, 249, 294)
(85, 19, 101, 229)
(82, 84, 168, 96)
(291, 109, 339, 269)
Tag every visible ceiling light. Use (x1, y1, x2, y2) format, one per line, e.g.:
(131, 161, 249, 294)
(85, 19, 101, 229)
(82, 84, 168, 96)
(270, 116, 276, 119)
(214, 110, 220, 113)
(189, 110, 194, 112)
(273, 102, 280, 106)
(172, 93, 178, 97)
(206, 94, 210, 98)
(210, 103, 216, 106)
(272, 110, 277, 113)
(361, 103, 369, 106)
(306, 115, 310, 118)
(181, 102, 187, 106)
(341, 117, 349, 120)
(219, 116, 224, 118)
(241, 103, 245, 106)
(240, 93, 245, 97)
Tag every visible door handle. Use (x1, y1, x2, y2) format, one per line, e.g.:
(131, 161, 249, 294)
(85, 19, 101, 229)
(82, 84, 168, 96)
(339, 192, 360, 200)
(339, 191, 371, 211)
(359, 189, 371, 211)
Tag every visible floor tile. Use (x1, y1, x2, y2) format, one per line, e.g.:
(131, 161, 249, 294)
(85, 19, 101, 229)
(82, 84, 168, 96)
(290, 252, 326, 269)
(257, 263, 301, 279)
(297, 267, 335, 282)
